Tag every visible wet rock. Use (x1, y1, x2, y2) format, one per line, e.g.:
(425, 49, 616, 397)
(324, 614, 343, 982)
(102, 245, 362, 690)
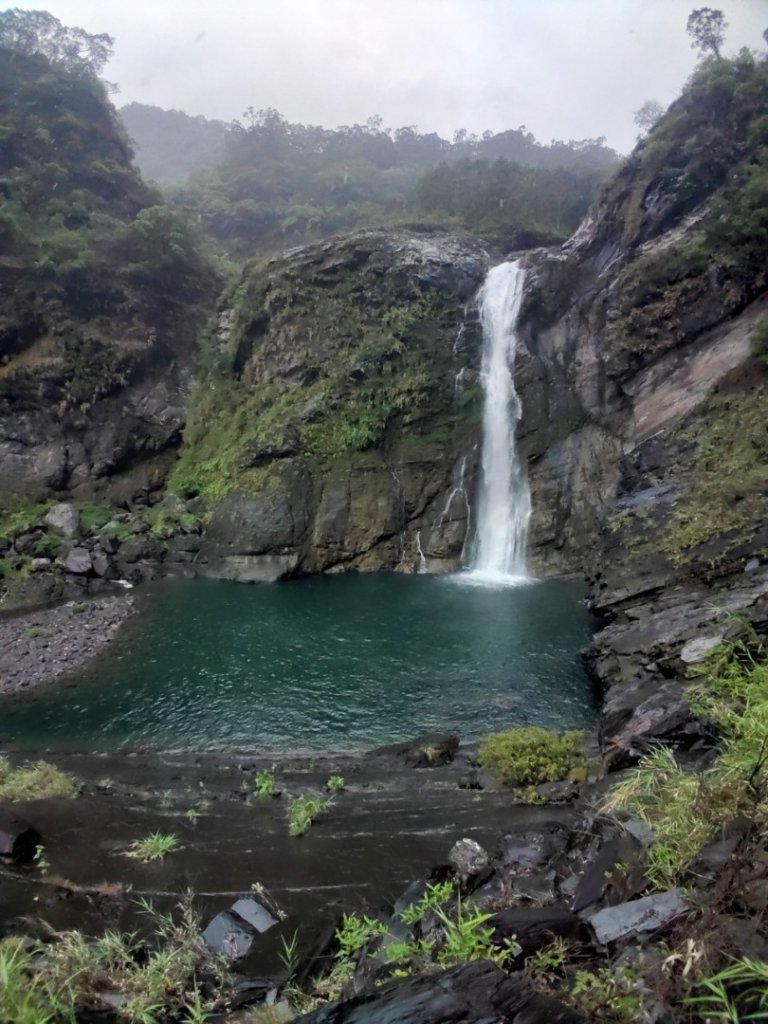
(587, 890, 688, 945)
(14, 529, 42, 554)
(447, 838, 488, 880)
(365, 734, 459, 768)
(294, 959, 586, 1023)
(91, 550, 110, 577)
(100, 532, 121, 555)
(0, 538, 10, 554)
(680, 635, 724, 665)
(230, 897, 278, 933)
(201, 911, 256, 960)
(44, 503, 80, 538)
(498, 825, 571, 873)
(690, 836, 741, 880)
(63, 547, 92, 574)
(0, 814, 42, 863)
(230, 978, 279, 1010)
(571, 834, 647, 913)
(200, 897, 279, 961)
(536, 780, 578, 803)
(489, 906, 586, 954)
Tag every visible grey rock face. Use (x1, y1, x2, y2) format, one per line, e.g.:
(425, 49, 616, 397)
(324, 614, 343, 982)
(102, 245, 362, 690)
(63, 547, 92, 575)
(588, 890, 688, 945)
(44, 503, 81, 538)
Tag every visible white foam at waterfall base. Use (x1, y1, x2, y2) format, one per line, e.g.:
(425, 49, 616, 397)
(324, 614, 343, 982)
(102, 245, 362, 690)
(457, 260, 534, 589)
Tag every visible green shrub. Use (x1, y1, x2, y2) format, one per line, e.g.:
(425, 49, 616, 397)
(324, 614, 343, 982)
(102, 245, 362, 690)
(477, 727, 584, 786)
(76, 503, 114, 532)
(604, 632, 768, 887)
(34, 533, 63, 558)
(0, 756, 80, 801)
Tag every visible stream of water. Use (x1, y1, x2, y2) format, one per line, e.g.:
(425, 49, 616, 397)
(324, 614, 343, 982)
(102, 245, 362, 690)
(465, 260, 531, 586)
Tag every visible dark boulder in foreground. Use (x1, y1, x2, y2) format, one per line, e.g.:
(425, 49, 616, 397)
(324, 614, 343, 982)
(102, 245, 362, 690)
(0, 813, 41, 863)
(295, 960, 586, 1024)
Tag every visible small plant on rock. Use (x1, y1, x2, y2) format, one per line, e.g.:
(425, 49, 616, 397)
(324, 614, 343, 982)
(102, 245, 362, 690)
(254, 769, 276, 799)
(477, 727, 584, 787)
(287, 794, 332, 837)
(326, 775, 345, 794)
(33, 844, 50, 875)
(125, 831, 179, 862)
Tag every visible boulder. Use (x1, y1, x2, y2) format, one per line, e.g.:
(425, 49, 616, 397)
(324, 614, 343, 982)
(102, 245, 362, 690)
(91, 550, 110, 577)
(44, 503, 80, 539)
(63, 547, 92, 575)
(0, 813, 42, 863)
(447, 838, 489, 880)
(587, 890, 688, 945)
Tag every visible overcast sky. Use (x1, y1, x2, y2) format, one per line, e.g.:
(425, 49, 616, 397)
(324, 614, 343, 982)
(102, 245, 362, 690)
(10, 0, 768, 153)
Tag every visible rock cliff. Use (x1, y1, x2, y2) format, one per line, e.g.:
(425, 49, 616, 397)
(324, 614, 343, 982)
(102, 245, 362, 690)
(510, 51, 768, 763)
(171, 230, 492, 580)
(0, 47, 220, 508)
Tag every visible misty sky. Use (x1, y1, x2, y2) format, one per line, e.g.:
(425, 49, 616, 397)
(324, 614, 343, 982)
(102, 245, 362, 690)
(10, 0, 768, 153)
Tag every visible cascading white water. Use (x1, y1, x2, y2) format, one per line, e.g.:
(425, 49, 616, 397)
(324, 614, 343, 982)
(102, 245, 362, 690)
(466, 260, 532, 585)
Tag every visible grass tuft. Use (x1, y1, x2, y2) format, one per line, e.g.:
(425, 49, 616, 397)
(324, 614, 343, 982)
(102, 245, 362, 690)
(125, 831, 179, 862)
(0, 756, 80, 801)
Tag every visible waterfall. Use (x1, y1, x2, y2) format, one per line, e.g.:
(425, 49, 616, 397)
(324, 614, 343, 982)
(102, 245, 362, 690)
(414, 531, 427, 574)
(466, 260, 532, 585)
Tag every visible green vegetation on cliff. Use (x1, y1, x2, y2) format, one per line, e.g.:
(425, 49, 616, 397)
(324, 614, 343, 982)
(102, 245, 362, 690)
(604, 48, 768, 365)
(0, 12, 221, 419)
(169, 234, 482, 505)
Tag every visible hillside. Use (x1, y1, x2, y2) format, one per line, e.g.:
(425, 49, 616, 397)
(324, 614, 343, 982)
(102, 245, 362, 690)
(0, 38, 223, 608)
(119, 101, 227, 185)
(156, 108, 618, 257)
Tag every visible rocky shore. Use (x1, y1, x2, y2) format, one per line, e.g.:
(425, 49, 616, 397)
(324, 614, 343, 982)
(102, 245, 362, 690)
(0, 594, 136, 695)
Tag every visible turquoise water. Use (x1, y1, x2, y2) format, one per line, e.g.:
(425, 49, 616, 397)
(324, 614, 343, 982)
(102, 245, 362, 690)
(1, 575, 599, 751)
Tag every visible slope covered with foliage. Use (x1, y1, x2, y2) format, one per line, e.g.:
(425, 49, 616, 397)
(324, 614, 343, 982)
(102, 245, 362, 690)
(119, 101, 227, 185)
(161, 107, 618, 258)
(0, 17, 221, 505)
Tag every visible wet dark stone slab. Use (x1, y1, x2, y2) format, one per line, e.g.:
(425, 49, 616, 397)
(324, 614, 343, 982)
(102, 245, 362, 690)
(489, 906, 587, 954)
(294, 960, 587, 1024)
(0, 749, 578, 973)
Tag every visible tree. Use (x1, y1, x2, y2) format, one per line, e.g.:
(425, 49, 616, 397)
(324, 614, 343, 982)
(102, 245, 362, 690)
(686, 8, 728, 60)
(634, 100, 664, 136)
(0, 9, 113, 74)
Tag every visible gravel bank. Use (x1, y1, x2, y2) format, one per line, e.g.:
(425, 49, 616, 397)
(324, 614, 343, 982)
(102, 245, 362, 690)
(0, 595, 136, 695)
